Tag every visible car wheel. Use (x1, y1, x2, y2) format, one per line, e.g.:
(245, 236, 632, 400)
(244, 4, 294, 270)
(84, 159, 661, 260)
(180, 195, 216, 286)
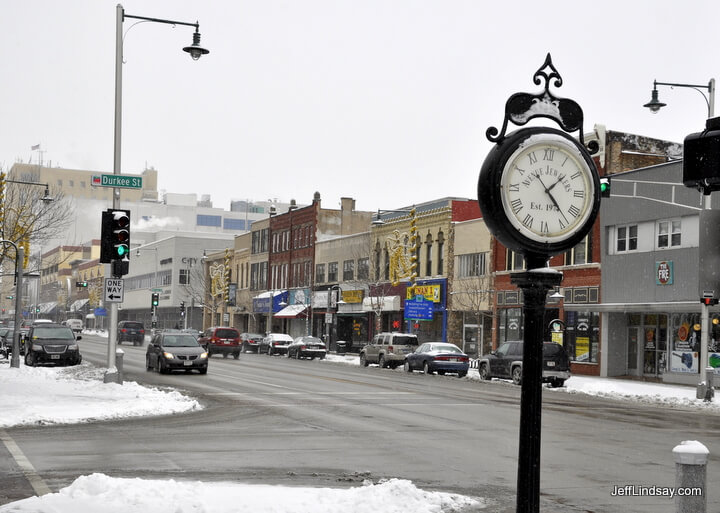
(267, 345, 274, 356)
(437, 370, 445, 375)
(423, 361, 433, 375)
(478, 364, 491, 380)
(233, 352, 240, 360)
(378, 355, 387, 369)
(551, 379, 565, 388)
(199, 367, 208, 375)
(458, 371, 467, 378)
(296, 351, 301, 360)
(222, 352, 228, 359)
(404, 360, 412, 373)
(512, 366, 522, 385)
(157, 358, 167, 374)
(25, 352, 35, 367)
(359, 353, 368, 367)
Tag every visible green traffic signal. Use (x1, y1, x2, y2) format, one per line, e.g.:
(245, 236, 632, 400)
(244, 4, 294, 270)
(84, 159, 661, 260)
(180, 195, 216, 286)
(600, 177, 611, 198)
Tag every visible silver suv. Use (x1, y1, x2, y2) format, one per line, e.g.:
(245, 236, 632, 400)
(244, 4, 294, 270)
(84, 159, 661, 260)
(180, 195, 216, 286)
(359, 332, 419, 369)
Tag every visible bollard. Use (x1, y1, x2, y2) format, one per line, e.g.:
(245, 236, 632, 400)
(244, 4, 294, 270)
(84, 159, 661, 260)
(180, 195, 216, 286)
(672, 440, 708, 513)
(115, 348, 124, 385)
(704, 367, 715, 402)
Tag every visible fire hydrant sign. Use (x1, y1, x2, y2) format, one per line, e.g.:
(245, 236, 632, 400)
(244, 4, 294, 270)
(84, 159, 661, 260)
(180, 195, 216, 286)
(104, 278, 124, 303)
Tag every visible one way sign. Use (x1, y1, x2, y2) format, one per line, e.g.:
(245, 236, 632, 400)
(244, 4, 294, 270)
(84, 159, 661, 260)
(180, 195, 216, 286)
(104, 278, 124, 303)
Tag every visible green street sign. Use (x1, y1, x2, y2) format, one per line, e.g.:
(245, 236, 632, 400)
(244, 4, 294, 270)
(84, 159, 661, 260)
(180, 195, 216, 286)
(91, 174, 143, 189)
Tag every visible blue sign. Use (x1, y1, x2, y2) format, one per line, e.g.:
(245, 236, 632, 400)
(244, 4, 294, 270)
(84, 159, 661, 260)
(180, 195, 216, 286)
(404, 296, 434, 320)
(94, 307, 107, 317)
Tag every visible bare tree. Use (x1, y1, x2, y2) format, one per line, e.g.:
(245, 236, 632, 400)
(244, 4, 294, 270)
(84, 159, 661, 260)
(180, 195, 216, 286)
(0, 178, 74, 272)
(450, 272, 494, 355)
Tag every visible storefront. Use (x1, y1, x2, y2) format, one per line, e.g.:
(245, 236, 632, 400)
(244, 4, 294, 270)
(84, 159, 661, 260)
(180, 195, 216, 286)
(252, 290, 288, 334)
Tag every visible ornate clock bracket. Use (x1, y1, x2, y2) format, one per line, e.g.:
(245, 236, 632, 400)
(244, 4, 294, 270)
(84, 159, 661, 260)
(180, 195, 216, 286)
(486, 53, 599, 155)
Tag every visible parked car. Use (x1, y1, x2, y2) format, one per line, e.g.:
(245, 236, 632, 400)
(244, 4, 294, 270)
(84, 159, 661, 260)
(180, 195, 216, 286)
(287, 336, 327, 360)
(359, 332, 419, 369)
(63, 319, 84, 333)
(259, 333, 293, 355)
(477, 340, 571, 387)
(198, 327, 241, 358)
(240, 332, 264, 353)
(404, 342, 469, 377)
(146, 331, 208, 374)
(117, 321, 146, 346)
(24, 323, 82, 367)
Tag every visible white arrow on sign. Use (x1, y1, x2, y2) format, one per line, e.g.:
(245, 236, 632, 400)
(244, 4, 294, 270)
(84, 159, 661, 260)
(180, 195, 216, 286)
(104, 278, 125, 303)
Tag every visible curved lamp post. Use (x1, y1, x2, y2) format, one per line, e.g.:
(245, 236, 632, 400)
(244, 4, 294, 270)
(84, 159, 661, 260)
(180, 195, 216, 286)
(106, 4, 209, 384)
(644, 79, 715, 118)
(0, 240, 24, 368)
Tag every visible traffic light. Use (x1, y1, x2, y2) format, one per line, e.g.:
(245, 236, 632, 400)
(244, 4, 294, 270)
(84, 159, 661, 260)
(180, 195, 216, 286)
(701, 296, 719, 306)
(600, 176, 611, 197)
(76, 281, 88, 288)
(151, 292, 159, 309)
(180, 301, 185, 316)
(100, 209, 131, 264)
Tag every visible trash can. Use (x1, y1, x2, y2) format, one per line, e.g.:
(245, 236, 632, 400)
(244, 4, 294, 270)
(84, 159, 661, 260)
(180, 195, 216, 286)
(336, 340, 348, 355)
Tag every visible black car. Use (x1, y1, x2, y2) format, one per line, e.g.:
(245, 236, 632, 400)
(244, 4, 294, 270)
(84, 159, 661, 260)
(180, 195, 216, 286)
(477, 340, 570, 387)
(118, 321, 145, 346)
(287, 336, 327, 360)
(146, 331, 208, 374)
(240, 332, 264, 353)
(24, 324, 82, 367)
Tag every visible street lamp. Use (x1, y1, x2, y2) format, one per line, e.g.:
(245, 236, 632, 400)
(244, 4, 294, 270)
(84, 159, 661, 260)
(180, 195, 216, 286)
(105, 4, 209, 384)
(5, 180, 54, 204)
(326, 284, 345, 349)
(645, 76, 716, 401)
(0, 240, 24, 368)
(644, 79, 715, 118)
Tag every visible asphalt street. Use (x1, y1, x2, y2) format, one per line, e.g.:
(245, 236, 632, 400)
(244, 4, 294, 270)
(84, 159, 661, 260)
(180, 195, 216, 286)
(2, 333, 720, 513)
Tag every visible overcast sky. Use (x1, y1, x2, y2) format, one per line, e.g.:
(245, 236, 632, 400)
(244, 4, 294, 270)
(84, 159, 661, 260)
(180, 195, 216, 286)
(2, 1, 719, 213)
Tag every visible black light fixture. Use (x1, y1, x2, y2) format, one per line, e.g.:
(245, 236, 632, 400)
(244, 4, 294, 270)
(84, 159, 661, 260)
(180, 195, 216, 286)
(643, 82, 667, 114)
(183, 28, 210, 60)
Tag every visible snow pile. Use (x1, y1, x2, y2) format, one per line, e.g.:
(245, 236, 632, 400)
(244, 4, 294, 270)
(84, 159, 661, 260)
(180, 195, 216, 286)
(0, 363, 201, 427)
(0, 474, 483, 513)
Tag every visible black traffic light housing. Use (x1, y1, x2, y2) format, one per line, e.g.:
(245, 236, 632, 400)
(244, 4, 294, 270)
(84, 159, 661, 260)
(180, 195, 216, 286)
(180, 301, 186, 316)
(100, 209, 131, 267)
(684, 117, 720, 193)
(151, 292, 159, 309)
(702, 296, 719, 306)
(76, 281, 88, 288)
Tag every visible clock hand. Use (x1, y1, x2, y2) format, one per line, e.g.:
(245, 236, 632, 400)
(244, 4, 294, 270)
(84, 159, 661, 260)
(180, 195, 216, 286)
(535, 173, 570, 225)
(546, 171, 566, 192)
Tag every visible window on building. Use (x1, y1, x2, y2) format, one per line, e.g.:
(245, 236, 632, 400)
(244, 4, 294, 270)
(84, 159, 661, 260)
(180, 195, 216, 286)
(564, 235, 593, 265)
(343, 260, 355, 281)
(437, 232, 444, 275)
(316, 263, 326, 284)
(197, 215, 222, 227)
(328, 261, 338, 282)
(616, 224, 638, 252)
(458, 253, 487, 278)
(223, 218, 245, 230)
(506, 249, 525, 271)
(657, 219, 681, 248)
(383, 248, 390, 281)
(358, 257, 369, 281)
(425, 234, 433, 277)
(179, 269, 190, 285)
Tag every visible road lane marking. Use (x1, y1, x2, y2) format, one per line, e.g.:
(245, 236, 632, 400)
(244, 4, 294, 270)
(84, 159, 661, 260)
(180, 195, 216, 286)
(0, 429, 52, 496)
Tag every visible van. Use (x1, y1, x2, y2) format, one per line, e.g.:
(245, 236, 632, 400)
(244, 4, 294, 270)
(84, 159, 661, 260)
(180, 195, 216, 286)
(64, 319, 83, 333)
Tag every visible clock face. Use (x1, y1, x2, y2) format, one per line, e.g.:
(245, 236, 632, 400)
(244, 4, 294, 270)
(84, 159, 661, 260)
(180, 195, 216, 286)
(499, 133, 595, 244)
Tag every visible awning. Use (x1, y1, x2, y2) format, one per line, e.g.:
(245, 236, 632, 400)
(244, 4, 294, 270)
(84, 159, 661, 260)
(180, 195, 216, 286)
(39, 302, 57, 314)
(274, 304, 307, 318)
(362, 296, 401, 312)
(70, 299, 89, 312)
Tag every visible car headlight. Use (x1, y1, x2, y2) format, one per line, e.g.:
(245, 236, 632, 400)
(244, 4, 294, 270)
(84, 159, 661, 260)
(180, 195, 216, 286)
(162, 351, 175, 359)
(199, 352, 208, 359)
(67, 344, 78, 350)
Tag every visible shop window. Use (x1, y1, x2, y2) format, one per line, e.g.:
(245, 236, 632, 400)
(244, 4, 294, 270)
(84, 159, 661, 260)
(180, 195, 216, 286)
(316, 263, 325, 284)
(564, 235, 592, 265)
(358, 258, 369, 280)
(328, 262, 338, 282)
(657, 219, 682, 249)
(616, 224, 638, 252)
(458, 253, 487, 278)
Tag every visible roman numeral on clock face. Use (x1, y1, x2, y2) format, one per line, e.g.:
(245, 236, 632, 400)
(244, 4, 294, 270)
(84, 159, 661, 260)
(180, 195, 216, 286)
(510, 198, 523, 214)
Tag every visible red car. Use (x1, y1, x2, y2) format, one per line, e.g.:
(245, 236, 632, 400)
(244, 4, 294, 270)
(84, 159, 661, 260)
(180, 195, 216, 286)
(198, 327, 241, 358)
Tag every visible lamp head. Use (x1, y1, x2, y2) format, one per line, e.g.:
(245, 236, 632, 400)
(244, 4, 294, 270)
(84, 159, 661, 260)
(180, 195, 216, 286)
(643, 87, 667, 114)
(40, 186, 54, 204)
(182, 29, 209, 60)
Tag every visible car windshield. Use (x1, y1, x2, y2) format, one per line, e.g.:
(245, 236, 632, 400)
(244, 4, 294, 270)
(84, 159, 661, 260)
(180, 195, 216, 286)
(32, 327, 75, 340)
(162, 335, 200, 347)
(123, 323, 143, 330)
(245, 333, 263, 340)
(430, 344, 461, 353)
(216, 329, 238, 338)
(394, 336, 418, 346)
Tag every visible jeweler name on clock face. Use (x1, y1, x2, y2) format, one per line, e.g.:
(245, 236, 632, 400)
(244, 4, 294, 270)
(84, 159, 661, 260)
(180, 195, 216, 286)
(500, 136, 594, 242)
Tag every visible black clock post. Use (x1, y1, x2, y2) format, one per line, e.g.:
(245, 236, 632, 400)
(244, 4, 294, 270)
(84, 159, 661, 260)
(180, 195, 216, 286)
(477, 54, 601, 513)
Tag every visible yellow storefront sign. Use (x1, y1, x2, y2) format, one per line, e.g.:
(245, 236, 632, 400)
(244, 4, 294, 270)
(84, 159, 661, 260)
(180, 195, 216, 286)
(341, 290, 364, 304)
(406, 284, 441, 302)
